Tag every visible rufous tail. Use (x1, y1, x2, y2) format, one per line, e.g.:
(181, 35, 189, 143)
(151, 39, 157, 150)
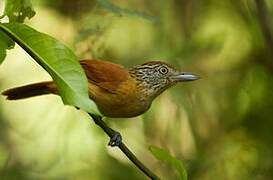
(1, 81, 58, 100)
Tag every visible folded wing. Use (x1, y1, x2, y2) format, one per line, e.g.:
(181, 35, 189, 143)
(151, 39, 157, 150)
(80, 60, 129, 92)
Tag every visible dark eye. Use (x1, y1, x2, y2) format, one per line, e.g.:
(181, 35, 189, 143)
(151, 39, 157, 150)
(159, 67, 168, 74)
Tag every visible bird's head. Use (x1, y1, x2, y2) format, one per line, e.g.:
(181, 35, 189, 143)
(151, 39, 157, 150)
(129, 61, 200, 99)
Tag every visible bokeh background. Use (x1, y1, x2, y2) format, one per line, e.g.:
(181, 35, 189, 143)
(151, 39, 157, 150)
(1, 0, 273, 179)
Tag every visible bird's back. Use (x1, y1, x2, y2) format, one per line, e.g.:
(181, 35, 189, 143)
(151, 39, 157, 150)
(80, 60, 151, 118)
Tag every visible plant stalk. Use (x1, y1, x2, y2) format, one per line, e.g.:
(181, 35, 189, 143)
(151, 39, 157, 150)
(89, 113, 161, 180)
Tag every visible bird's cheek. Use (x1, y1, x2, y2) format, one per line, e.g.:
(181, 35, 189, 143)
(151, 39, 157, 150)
(164, 79, 173, 86)
(167, 77, 176, 83)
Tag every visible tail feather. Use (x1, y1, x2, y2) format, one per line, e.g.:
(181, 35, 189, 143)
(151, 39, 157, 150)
(2, 81, 58, 100)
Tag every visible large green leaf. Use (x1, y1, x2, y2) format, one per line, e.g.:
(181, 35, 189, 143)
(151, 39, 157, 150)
(1, 0, 36, 22)
(0, 23, 101, 115)
(0, 29, 15, 64)
(149, 146, 188, 180)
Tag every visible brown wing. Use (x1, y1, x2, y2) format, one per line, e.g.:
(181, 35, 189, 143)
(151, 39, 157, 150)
(80, 60, 129, 92)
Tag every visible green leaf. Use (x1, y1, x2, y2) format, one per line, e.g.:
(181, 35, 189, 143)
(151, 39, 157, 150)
(149, 146, 188, 180)
(0, 23, 101, 115)
(0, 29, 15, 64)
(96, 0, 159, 23)
(1, 0, 36, 22)
(0, 48, 6, 64)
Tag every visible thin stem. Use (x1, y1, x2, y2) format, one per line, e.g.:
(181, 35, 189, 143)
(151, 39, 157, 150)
(89, 113, 161, 180)
(255, 0, 273, 67)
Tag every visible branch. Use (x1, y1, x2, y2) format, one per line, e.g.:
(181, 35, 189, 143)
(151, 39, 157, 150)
(88, 113, 161, 180)
(255, 0, 273, 66)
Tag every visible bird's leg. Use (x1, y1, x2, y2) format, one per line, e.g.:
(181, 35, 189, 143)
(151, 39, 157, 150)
(89, 113, 122, 147)
(108, 128, 122, 147)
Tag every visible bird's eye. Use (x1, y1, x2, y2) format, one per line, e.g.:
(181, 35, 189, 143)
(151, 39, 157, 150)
(159, 67, 168, 74)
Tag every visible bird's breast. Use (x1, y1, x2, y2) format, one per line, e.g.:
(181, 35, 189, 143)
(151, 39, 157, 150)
(88, 77, 152, 118)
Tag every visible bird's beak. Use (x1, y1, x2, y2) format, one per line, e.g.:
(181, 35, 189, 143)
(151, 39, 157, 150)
(172, 72, 200, 82)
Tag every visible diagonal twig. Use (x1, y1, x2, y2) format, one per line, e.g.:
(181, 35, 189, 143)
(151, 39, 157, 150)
(89, 113, 161, 180)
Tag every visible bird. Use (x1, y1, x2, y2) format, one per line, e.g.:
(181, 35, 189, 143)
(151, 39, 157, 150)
(2, 60, 200, 118)
(2, 60, 199, 146)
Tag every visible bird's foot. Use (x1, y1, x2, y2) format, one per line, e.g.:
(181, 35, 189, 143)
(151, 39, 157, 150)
(108, 129, 122, 147)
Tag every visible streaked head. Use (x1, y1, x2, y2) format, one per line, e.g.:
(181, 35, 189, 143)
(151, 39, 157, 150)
(129, 61, 200, 98)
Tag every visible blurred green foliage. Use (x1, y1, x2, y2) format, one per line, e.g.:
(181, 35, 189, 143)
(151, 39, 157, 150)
(1, 0, 35, 22)
(1, 0, 273, 179)
(150, 145, 187, 180)
(96, 0, 159, 22)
